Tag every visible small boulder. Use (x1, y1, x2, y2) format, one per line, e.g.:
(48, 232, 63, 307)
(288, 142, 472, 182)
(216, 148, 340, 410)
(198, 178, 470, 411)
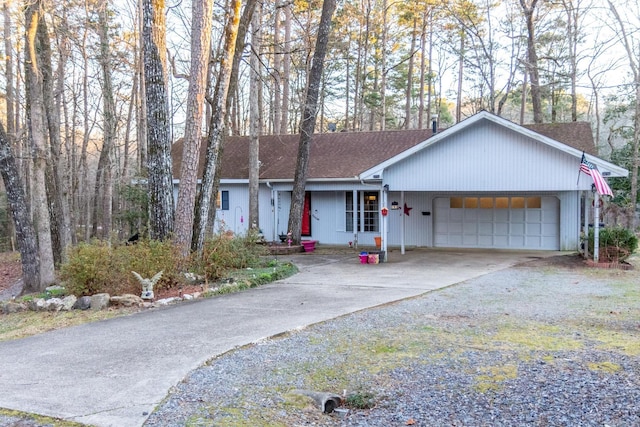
(28, 298, 47, 312)
(90, 293, 111, 310)
(73, 296, 92, 310)
(110, 294, 144, 307)
(45, 298, 65, 311)
(155, 297, 179, 306)
(2, 301, 27, 314)
(60, 295, 77, 311)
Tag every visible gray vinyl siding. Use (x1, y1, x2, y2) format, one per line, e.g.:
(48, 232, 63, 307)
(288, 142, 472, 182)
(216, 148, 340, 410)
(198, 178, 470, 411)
(384, 121, 594, 193)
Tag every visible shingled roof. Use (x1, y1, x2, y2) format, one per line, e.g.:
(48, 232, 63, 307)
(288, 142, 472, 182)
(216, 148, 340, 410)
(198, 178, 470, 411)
(523, 122, 597, 156)
(171, 120, 596, 181)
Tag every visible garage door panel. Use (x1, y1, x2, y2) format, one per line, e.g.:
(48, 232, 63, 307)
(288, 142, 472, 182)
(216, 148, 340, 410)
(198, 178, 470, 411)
(478, 222, 493, 235)
(449, 235, 463, 245)
(464, 223, 477, 233)
(434, 196, 559, 250)
(511, 210, 525, 221)
(528, 211, 542, 221)
(463, 235, 478, 245)
(478, 210, 493, 221)
(494, 236, 508, 246)
(527, 223, 542, 235)
(495, 210, 509, 221)
(450, 210, 463, 220)
(478, 235, 493, 246)
(450, 223, 462, 233)
(510, 236, 525, 246)
(510, 223, 525, 234)
(495, 223, 508, 234)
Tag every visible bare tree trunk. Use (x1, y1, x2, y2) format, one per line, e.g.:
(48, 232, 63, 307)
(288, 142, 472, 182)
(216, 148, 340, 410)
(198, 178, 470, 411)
(418, 11, 427, 129)
(123, 61, 138, 178)
(54, 8, 73, 251)
(173, 0, 216, 255)
(24, 0, 56, 287)
(344, 35, 350, 131)
(3, 2, 15, 140)
(3, 1, 17, 246)
(404, 17, 416, 129)
(143, 0, 174, 241)
(92, 3, 117, 239)
(248, 2, 262, 231)
(288, 0, 336, 245)
(137, 0, 148, 171)
(273, 2, 282, 134)
(191, 0, 242, 254)
(562, 0, 578, 122)
(80, 15, 91, 241)
(39, 7, 70, 262)
(520, 69, 527, 125)
(520, 0, 543, 123)
(281, 1, 292, 134)
(608, 0, 640, 226)
(456, 32, 464, 123)
(0, 122, 40, 293)
(380, 0, 388, 131)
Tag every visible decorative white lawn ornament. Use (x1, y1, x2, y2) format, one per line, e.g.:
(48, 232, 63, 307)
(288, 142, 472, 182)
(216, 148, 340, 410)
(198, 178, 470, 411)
(132, 270, 163, 300)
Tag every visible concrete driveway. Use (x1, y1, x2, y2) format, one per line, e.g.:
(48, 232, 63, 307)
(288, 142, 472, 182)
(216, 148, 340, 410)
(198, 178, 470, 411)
(0, 248, 562, 427)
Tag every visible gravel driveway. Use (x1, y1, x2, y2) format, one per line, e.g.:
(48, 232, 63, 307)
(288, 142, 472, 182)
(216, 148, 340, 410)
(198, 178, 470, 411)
(143, 254, 640, 426)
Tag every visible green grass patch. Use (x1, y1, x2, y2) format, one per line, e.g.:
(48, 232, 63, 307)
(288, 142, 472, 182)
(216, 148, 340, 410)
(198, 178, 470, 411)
(0, 408, 88, 426)
(584, 327, 640, 356)
(473, 364, 518, 393)
(480, 321, 583, 352)
(587, 361, 621, 373)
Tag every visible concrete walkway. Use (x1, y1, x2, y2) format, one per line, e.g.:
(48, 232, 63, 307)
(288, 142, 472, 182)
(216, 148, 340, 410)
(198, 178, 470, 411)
(0, 248, 561, 427)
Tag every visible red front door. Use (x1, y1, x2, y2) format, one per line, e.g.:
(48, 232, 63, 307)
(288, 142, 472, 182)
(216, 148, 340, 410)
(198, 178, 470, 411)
(302, 192, 311, 236)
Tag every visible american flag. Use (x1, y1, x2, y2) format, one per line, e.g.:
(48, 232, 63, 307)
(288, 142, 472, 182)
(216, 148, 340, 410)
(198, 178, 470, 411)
(580, 153, 613, 196)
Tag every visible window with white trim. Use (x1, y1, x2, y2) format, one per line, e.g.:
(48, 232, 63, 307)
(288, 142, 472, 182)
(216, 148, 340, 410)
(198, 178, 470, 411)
(346, 191, 379, 232)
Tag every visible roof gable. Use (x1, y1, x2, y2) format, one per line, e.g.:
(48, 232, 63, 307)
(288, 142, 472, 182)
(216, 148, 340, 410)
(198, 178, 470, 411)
(359, 111, 626, 179)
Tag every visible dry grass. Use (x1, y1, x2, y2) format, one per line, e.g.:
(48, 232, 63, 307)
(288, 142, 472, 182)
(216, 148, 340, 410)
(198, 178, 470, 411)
(0, 307, 141, 342)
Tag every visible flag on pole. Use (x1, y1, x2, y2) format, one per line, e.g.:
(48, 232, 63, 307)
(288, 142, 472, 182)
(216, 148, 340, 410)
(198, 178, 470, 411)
(580, 153, 613, 196)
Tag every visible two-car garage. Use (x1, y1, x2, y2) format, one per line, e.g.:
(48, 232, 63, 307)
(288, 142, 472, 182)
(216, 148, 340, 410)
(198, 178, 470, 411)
(433, 195, 560, 250)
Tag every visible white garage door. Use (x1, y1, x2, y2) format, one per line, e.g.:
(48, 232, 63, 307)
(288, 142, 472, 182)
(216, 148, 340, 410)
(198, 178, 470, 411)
(434, 196, 560, 250)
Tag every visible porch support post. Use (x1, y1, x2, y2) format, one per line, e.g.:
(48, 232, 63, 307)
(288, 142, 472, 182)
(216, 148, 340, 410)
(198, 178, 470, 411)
(352, 189, 358, 247)
(381, 187, 388, 261)
(400, 191, 405, 255)
(594, 191, 600, 263)
(273, 189, 279, 242)
(582, 191, 589, 258)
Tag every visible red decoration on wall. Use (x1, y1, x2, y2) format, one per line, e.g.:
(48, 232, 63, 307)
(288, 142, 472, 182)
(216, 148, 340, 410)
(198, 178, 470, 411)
(404, 203, 413, 216)
(381, 207, 389, 216)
